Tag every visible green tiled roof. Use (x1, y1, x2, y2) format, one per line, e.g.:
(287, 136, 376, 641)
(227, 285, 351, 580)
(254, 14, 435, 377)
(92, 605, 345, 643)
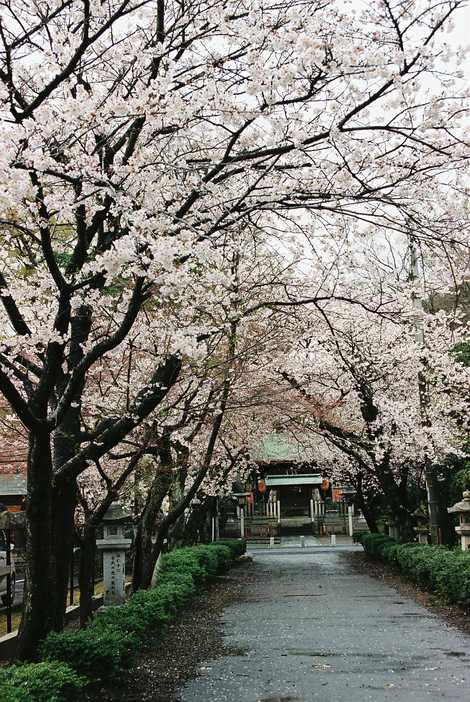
(0, 474, 27, 496)
(251, 433, 304, 462)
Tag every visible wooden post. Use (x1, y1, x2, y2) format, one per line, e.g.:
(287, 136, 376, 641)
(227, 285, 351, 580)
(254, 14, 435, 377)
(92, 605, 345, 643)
(277, 499, 281, 525)
(310, 498, 314, 523)
(69, 546, 74, 606)
(348, 505, 354, 537)
(240, 506, 245, 538)
(6, 528, 12, 634)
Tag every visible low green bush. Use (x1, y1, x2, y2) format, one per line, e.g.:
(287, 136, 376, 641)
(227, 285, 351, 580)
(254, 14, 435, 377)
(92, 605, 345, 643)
(352, 531, 369, 543)
(0, 661, 86, 702)
(215, 538, 247, 558)
(35, 540, 244, 683)
(359, 533, 470, 605)
(192, 544, 231, 577)
(39, 626, 136, 679)
(158, 548, 207, 585)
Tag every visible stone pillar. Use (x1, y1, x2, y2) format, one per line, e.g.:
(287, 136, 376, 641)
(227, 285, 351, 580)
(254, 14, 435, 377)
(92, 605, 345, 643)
(448, 491, 470, 551)
(417, 530, 429, 545)
(348, 505, 354, 537)
(96, 502, 131, 606)
(102, 550, 126, 604)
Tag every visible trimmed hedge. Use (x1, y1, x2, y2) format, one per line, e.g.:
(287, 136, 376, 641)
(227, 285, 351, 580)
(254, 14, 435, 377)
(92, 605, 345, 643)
(3, 539, 246, 701)
(0, 662, 86, 702)
(359, 533, 470, 605)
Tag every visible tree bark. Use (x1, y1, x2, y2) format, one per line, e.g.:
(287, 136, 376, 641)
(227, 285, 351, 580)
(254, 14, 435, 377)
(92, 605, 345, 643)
(132, 453, 173, 591)
(17, 431, 54, 659)
(354, 475, 378, 533)
(50, 477, 78, 630)
(78, 526, 96, 627)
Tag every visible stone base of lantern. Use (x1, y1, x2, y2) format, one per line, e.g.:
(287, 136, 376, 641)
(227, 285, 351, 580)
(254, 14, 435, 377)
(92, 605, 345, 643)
(413, 527, 430, 545)
(455, 526, 470, 551)
(97, 539, 132, 605)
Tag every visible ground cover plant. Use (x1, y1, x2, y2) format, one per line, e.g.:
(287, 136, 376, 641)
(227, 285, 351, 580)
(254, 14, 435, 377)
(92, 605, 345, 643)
(0, 662, 87, 702)
(359, 533, 470, 606)
(1, 540, 245, 701)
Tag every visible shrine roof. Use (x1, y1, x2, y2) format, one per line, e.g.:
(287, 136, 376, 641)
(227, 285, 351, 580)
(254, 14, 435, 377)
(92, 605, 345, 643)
(265, 474, 322, 487)
(0, 474, 27, 496)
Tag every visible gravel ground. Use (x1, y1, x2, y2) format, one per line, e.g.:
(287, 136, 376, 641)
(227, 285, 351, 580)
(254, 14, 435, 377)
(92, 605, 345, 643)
(93, 557, 254, 702)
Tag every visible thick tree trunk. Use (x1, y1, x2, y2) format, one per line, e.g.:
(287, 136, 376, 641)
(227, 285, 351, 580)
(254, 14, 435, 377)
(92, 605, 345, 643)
(424, 463, 440, 544)
(354, 477, 378, 533)
(167, 512, 187, 548)
(132, 463, 172, 591)
(50, 478, 77, 630)
(50, 306, 91, 630)
(180, 497, 214, 545)
(166, 464, 188, 548)
(17, 432, 54, 660)
(78, 526, 96, 627)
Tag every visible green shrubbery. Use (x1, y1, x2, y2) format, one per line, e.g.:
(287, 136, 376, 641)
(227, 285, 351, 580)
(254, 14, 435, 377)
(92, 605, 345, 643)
(3, 539, 246, 701)
(0, 662, 86, 702)
(359, 533, 470, 605)
(39, 626, 137, 680)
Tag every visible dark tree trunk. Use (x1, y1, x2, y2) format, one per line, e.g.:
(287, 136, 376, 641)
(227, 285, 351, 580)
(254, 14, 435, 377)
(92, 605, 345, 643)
(17, 432, 54, 659)
(50, 478, 77, 630)
(355, 476, 379, 533)
(78, 526, 96, 627)
(167, 512, 187, 548)
(50, 306, 91, 630)
(180, 497, 214, 545)
(132, 460, 172, 591)
(375, 461, 415, 540)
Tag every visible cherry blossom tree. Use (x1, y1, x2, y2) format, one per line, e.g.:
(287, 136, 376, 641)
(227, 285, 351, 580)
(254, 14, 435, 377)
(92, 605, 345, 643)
(279, 246, 469, 537)
(0, 0, 468, 657)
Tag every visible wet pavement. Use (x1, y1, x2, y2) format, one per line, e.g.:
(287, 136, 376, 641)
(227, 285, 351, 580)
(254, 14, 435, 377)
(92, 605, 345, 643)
(179, 547, 470, 701)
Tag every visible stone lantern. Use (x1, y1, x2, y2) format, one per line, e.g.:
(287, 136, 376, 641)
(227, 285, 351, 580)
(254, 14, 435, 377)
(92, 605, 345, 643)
(413, 505, 430, 545)
(448, 490, 470, 551)
(96, 502, 132, 605)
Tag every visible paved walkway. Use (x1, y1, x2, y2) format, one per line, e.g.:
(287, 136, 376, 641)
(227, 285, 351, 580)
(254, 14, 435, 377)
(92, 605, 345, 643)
(179, 547, 470, 702)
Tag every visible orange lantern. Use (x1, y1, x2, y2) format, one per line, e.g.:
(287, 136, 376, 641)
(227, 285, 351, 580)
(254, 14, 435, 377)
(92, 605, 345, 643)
(257, 479, 266, 494)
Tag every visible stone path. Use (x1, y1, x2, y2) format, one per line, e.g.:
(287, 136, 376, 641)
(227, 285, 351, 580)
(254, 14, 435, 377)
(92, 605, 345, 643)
(179, 547, 470, 702)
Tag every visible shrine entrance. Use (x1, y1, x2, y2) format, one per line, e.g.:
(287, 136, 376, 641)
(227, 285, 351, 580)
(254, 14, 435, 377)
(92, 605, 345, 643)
(265, 473, 322, 534)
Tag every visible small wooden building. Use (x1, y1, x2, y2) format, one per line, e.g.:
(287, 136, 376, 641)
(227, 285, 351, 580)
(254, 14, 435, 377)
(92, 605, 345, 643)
(0, 474, 27, 512)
